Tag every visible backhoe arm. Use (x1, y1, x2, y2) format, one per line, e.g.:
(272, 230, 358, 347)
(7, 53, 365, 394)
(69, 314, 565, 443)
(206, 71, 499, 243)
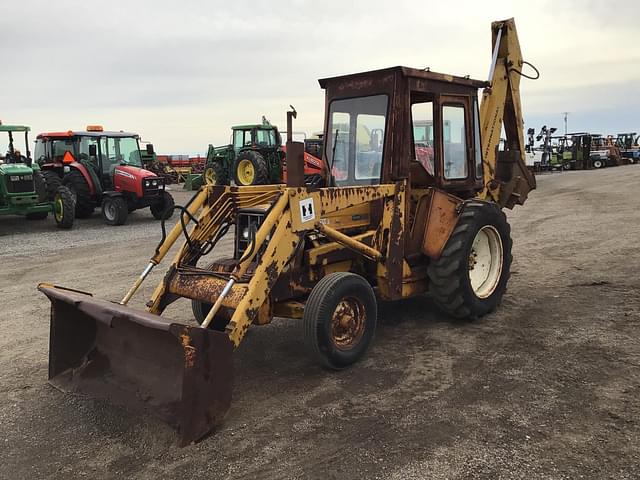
(479, 18, 536, 209)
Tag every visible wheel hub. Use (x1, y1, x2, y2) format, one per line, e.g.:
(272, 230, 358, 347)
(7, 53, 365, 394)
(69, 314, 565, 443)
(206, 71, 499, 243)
(54, 197, 64, 222)
(237, 159, 255, 185)
(330, 297, 366, 350)
(468, 225, 503, 299)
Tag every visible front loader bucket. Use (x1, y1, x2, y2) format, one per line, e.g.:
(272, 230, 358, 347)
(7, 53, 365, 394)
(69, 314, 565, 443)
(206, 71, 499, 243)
(38, 284, 234, 446)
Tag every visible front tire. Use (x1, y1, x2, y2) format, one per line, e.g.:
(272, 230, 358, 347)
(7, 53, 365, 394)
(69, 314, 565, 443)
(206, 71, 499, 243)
(592, 159, 604, 169)
(303, 272, 377, 370)
(234, 150, 269, 186)
(101, 196, 128, 226)
(427, 201, 512, 319)
(53, 186, 75, 229)
(150, 190, 175, 220)
(41, 170, 63, 201)
(63, 170, 95, 218)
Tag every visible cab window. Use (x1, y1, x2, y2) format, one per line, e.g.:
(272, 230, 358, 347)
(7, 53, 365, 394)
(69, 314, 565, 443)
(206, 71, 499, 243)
(442, 105, 468, 179)
(411, 102, 435, 176)
(326, 94, 388, 186)
(255, 129, 276, 147)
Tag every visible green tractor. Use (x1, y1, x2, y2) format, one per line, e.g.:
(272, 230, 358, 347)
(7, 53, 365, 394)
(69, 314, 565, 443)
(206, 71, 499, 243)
(203, 117, 284, 186)
(0, 123, 74, 228)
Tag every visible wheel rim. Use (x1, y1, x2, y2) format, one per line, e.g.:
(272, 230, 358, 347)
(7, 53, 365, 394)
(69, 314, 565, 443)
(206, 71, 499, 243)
(205, 167, 216, 185)
(237, 159, 255, 185)
(54, 197, 64, 222)
(104, 201, 116, 221)
(330, 296, 366, 350)
(468, 225, 503, 299)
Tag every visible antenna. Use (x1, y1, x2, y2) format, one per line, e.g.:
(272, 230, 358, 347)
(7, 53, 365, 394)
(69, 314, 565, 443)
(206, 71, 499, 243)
(561, 112, 570, 136)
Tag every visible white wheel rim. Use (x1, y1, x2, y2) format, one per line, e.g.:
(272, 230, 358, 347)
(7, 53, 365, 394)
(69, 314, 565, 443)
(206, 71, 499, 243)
(468, 225, 503, 299)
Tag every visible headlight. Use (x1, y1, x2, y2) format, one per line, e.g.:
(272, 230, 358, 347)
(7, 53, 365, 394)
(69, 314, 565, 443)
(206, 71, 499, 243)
(10, 176, 19, 181)
(152, 180, 158, 186)
(242, 227, 250, 239)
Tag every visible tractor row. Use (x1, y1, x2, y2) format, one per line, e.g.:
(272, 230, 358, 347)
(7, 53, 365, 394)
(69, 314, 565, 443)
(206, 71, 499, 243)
(1, 124, 176, 228)
(525, 128, 640, 172)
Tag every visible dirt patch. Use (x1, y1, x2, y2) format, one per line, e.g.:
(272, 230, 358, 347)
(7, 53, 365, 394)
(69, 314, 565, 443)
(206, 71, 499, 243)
(1, 169, 640, 479)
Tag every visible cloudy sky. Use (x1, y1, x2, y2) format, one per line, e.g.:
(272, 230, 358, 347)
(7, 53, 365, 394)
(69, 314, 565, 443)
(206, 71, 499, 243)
(1, 0, 638, 154)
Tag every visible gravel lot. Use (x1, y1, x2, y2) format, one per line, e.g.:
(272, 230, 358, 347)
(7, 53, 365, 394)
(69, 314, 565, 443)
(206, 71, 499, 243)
(1, 169, 639, 479)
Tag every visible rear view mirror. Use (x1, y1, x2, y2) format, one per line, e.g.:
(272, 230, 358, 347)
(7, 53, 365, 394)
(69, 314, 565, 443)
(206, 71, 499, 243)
(88, 145, 97, 156)
(146, 144, 155, 154)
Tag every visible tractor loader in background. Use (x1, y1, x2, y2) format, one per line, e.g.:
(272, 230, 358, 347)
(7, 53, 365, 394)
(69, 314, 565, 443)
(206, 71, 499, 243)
(38, 18, 535, 446)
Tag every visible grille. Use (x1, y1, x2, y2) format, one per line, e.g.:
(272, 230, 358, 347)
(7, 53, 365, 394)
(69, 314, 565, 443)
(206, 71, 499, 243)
(5, 175, 35, 194)
(142, 177, 164, 197)
(235, 210, 266, 259)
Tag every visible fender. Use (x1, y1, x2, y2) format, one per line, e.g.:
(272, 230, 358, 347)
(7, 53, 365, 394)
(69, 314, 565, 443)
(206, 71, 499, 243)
(68, 162, 97, 196)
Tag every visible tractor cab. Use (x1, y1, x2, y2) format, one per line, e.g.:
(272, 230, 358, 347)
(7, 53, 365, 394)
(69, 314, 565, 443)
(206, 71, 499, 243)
(319, 66, 527, 202)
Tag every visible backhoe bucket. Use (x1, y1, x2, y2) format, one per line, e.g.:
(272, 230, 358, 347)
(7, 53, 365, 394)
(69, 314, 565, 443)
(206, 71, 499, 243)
(38, 284, 234, 446)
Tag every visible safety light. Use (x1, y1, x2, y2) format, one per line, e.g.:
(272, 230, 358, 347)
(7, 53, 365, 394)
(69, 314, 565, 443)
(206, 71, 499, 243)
(86, 125, 104, 132)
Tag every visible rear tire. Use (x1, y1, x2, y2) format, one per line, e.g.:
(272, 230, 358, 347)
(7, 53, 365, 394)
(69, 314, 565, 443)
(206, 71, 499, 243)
(53, 186, 75, 229)
(101, 196, 128, 226)
(204, 162, 229, 186)
(63, 170, 95, 218)
(303, 272, 377, 370)
(427, 201, 512, 319)
(234, 150, 270, 186)
(41, 170, 63, 201)
(150, 190, 175, 220)
(33, 170, 48, 203)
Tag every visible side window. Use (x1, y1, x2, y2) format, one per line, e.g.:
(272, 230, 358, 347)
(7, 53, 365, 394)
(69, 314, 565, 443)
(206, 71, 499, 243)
(328, 112, 350, 181)
(473, 98, 482, 179)
(442, 105, 468, 179)
(99, 137, 109, 174)
(411, 102, 435, 176)
(355, 114, 384, 180)
(34, 139, 47, 162)
(233, 130, 243, 150)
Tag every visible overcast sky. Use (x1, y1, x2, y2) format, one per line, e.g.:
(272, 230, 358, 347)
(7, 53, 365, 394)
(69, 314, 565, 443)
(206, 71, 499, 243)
(1, 0, 639, 154)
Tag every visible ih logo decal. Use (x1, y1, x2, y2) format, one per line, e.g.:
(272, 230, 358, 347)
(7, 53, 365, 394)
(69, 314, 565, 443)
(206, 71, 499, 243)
(299, 197, 315, 222)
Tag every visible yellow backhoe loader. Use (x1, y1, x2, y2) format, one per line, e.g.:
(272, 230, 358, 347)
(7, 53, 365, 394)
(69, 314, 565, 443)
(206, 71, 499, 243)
(39, 18, 536, 446)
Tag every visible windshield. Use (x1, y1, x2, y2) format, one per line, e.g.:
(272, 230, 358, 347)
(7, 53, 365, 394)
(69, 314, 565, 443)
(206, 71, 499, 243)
(326, 94, 388, 186)
(105, 136, 141, 166)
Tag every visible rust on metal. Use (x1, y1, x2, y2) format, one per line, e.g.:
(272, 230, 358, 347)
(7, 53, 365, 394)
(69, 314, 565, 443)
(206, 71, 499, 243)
(422, 189, 463, 259)
(39, 284, 234, 447)
(330, 297, 366, 350)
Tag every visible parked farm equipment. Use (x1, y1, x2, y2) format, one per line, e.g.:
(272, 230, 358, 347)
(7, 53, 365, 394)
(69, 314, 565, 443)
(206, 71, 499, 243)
(0, 123, 74, 228)
(36, 126, 174, 225)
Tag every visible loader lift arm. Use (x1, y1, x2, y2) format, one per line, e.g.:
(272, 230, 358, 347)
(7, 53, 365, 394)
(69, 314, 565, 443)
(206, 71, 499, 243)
(479, 18, 537, 209)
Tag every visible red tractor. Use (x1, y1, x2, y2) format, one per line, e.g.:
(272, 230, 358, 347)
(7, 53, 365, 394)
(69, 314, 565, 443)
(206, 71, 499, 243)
(35, 126, 174, 225)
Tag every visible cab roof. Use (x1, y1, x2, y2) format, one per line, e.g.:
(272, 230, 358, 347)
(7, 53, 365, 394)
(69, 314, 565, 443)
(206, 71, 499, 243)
(318, 65, 488, 89)
(0, 125, 30, 132)
(36, 131, 139, 139)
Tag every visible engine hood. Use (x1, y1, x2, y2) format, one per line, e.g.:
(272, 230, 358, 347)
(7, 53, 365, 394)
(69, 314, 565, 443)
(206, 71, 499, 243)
(115, 164, 158, 180)
(0, 163, 33, 176)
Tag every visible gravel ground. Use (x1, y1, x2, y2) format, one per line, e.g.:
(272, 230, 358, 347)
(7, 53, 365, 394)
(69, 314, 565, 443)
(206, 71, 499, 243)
(1, 169, 639, 479)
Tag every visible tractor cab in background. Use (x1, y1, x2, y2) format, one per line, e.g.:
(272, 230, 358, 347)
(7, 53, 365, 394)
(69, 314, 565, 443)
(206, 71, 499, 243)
(36, 126, 174, 225)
